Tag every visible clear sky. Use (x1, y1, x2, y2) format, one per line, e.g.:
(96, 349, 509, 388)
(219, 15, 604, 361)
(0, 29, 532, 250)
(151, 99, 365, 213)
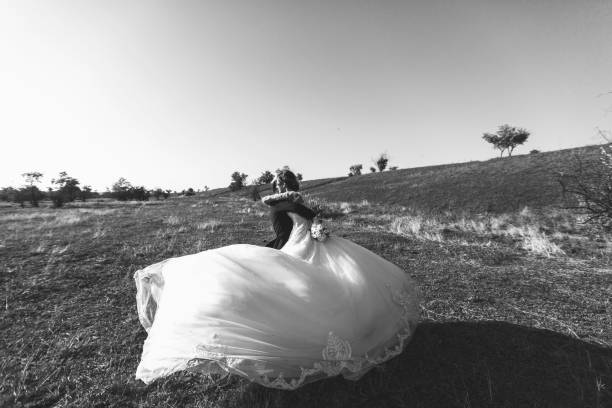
(1, 0, 611, 191)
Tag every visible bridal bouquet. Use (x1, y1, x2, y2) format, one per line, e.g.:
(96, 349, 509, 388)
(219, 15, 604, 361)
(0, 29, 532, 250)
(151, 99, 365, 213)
(310, 220, 330, 242)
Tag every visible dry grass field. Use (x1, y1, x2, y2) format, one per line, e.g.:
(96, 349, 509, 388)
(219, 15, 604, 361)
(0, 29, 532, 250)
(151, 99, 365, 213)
(1, 148, 612, 407)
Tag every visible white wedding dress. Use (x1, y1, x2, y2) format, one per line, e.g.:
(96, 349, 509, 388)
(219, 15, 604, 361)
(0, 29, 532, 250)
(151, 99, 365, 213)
(134, 213, 420, 390)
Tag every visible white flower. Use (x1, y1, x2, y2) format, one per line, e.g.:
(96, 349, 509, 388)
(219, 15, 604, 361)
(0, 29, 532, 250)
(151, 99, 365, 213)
(311, 221, 330, 242)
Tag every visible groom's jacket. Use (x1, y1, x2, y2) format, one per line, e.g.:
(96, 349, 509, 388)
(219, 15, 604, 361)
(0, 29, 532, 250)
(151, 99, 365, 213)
(265, 200, 316, 249)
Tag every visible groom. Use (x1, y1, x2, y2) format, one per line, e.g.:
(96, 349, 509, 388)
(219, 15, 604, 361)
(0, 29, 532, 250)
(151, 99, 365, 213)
(265, 199, 316, 249)
(264, 170, 316, 249)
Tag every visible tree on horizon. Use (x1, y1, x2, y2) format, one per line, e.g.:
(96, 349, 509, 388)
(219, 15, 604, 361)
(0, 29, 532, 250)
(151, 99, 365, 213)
(375, 153, 389, 172)
(21, 171, 44, 207)
(229, 172, 248, 191)
(483, 124, 530, 157)
(256, 170, 275, 185)
(348, 164, 363, 177)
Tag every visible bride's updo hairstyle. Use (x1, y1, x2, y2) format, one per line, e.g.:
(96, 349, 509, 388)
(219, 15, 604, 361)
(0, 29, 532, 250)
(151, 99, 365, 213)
(273, 169, 300, 193)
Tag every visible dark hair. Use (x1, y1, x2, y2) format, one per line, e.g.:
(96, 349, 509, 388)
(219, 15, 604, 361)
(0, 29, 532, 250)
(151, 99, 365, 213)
(273, 169, 300, 193)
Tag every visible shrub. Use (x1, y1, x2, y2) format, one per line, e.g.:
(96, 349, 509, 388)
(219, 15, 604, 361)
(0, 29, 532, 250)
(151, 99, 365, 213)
(48, 189, 64, 208)
(152, 188, 163, 200)
(110, 178, 150, 201)
(21, 172, 44, 207)
(348, 164, 363, 177)
(250, 185, 261, 201)
(0, 187, 18, 202)
(256, 171, 274, 185)
(80, 185, 94, 201)
(111, 177, 132, 201)
(130, 186, 150, 201)
(50, 171, 81, 207)
(229, 172, 248, 191)
(375, 153, 389, 172)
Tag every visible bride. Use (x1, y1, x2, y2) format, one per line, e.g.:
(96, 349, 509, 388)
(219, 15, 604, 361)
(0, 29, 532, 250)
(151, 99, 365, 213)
(134, 169, 420, 390)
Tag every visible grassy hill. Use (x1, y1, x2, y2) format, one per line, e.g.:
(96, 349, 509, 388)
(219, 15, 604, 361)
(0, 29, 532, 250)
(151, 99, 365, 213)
(1, 143, 610, 408)
(224, 144, 606, 214)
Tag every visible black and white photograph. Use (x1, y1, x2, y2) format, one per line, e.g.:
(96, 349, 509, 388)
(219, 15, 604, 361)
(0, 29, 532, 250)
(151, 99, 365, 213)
(1, 1, 611, 407)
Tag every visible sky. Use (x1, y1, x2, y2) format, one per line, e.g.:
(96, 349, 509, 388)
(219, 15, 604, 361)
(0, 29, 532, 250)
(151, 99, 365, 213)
(1, 0, 611, 191)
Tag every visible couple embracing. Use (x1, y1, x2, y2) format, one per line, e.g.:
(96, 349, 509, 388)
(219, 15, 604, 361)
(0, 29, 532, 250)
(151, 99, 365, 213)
(133, 168, 420, 390)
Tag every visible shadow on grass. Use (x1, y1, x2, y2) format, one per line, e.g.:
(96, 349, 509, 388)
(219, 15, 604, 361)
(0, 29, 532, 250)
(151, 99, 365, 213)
(232, 321, 612, 408)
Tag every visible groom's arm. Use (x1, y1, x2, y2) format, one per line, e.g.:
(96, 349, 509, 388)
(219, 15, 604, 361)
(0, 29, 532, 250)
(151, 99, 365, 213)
(273, 201, 316, 220)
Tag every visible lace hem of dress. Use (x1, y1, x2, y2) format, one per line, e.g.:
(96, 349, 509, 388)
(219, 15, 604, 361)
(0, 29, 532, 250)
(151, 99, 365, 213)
(188, 286, 418, 390)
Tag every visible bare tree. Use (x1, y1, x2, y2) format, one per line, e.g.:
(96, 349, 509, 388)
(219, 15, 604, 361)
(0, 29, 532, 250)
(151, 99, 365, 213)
(558, 134, 612, 228)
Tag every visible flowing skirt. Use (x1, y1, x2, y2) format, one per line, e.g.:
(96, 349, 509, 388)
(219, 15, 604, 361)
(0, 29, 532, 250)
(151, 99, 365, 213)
(134, 235, 420, 390)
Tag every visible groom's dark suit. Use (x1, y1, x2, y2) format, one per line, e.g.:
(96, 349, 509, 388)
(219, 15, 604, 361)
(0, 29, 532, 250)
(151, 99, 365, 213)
(265, 200, 316, 249)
